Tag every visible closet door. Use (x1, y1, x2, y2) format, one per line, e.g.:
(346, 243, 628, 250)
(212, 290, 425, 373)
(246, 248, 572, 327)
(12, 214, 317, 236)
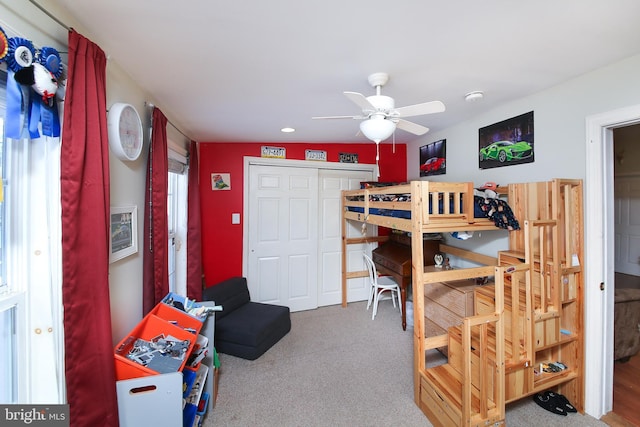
(317, 169, 374, 306)
(247, 165, 319, 312)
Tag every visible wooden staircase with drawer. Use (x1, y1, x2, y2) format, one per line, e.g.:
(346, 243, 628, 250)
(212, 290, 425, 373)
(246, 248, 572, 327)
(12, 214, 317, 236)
(412, 179, 584, 427)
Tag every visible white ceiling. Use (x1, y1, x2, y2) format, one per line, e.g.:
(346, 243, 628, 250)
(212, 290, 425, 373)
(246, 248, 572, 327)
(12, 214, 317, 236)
(54, 0, 640, 144)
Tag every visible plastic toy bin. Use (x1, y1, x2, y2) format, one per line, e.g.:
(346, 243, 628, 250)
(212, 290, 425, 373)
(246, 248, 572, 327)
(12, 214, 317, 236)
(151, 302, 203, 332)
(116, 372, 183, 427)
(114, 304, 203, 381)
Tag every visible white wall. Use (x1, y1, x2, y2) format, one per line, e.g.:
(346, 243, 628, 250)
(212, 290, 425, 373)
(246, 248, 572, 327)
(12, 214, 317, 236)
(103, 65, 151, 345)
(406, 53, 640, 258)
(408, 53, 640, 183)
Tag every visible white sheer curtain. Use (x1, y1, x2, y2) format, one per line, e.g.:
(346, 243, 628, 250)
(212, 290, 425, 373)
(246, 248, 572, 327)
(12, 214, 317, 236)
(5, 133, 65, 403)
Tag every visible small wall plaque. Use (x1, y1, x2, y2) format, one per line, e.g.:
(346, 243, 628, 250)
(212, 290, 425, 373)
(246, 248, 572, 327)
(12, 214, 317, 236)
(339, 152, 358, 163)
(261, 146, 286, 159)
(305, 149, 327, 161)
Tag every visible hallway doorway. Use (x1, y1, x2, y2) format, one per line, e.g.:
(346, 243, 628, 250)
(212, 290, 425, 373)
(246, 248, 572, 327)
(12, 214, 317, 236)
(585, 105, 640, 419)
(610, 124, 640, 425)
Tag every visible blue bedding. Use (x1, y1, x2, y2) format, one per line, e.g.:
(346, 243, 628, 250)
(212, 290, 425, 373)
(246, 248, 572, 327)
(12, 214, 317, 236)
(347, 195, 519, 230)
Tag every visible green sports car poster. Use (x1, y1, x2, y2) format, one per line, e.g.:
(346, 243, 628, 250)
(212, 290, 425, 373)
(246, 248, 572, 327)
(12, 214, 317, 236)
(479, 111, 534, 169)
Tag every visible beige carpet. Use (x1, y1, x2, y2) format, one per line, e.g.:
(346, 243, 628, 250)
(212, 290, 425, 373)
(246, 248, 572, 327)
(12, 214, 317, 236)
(203, 300, 606, 427)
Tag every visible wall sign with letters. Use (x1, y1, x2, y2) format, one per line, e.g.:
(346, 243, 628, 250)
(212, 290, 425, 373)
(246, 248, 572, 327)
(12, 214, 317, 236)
(261, 146, 286, 159)
(305, 149, 327, 161)
(339, 152, 358, 163)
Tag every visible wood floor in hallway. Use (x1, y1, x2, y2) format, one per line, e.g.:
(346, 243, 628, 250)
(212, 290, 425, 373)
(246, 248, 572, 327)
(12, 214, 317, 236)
(610, 353, 640, 426)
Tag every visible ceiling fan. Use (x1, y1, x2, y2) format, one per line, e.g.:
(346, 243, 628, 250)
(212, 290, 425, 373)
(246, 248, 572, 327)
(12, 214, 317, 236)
(313, 72, 446, 143)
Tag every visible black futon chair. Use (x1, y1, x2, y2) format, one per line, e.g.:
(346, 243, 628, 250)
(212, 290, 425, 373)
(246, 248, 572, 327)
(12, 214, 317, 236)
(202, 277, 291, 360)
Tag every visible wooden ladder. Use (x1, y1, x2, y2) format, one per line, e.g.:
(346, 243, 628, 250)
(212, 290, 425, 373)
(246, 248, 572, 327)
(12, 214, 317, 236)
(416, 218, 561, 426)
(417, 265, 516, 426)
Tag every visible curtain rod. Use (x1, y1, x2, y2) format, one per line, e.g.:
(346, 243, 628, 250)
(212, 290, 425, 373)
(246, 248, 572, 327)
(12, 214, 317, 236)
(28, 0, 71, 31)
(145, 102, 191, 142)
(25, 2, 192, 143)
(167, 119, 191, 142)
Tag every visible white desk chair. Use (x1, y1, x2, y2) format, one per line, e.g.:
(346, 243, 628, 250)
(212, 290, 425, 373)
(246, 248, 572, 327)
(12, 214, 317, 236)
(363, 253, 402, 320)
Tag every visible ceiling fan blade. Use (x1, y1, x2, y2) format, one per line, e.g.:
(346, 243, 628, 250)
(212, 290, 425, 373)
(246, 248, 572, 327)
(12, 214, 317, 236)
(393, 100, 445, 118)
(344, 91, 375, 111)
(396, 119, 429, 135)
(312, 115, 366, 120)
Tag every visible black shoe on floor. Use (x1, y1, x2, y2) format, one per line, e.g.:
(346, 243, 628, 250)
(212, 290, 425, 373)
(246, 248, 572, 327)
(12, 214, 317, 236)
(533, 391, 567, 416)
(548, 392, 577, 413)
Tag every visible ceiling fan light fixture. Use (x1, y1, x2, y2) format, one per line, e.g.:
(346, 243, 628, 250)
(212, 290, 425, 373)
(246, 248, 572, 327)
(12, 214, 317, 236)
(359, 115, 396, 143)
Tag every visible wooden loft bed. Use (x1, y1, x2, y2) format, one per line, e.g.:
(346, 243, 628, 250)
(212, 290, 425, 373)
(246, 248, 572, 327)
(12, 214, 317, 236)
(340, 179, 584, 427)
(341, 180, 515, 307)
(341, 181, 507, 234)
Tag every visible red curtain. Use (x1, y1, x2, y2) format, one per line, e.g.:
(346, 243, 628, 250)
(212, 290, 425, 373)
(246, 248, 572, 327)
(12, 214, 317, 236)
(142, 108, 169, 314)
(60, 30, 118, 426)
(186, 141, 203, 301)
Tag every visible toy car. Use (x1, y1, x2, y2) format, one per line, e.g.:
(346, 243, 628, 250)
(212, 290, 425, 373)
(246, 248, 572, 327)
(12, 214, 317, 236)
(479, 140, 532, 163)
(420, 156, 446, 172)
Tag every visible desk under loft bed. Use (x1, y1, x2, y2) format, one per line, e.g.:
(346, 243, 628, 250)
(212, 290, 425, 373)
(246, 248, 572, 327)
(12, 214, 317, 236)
(340, 179, 584, 427)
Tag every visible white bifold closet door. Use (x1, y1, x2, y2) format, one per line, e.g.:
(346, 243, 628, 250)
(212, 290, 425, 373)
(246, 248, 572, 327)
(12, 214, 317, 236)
(247, 163, 373, 312)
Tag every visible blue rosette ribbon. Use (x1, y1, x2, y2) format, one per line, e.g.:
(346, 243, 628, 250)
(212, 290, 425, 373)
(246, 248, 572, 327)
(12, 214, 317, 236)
(35, 47, 63, 136)
(5, 38, 35, 139)
(6, 37, 35, 72)
(38, 46, 63, 79)
(5, 38, 61, 139)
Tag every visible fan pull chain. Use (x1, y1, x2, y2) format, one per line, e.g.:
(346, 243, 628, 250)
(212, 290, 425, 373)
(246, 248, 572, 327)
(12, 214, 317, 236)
(376, 141, 381, 177)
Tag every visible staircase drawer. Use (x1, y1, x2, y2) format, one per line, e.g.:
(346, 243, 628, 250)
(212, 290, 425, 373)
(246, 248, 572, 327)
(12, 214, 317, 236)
(425, 296, 465, 331)
(424, 280, 476, 318)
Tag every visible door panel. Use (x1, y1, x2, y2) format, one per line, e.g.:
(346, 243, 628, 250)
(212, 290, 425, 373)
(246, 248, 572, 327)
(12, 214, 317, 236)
(248, 165, 318, 312)
(247, 162, 375, 311)
(317, 169, 374, 306)
(256, 256, 279, 301)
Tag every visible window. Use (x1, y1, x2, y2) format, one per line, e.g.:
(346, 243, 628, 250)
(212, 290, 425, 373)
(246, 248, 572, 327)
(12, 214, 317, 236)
(0, 62, 64, 403)
(167, 171, 178, 293)
(0, 66, 17, 403)
(167, 149, 188, 295)
(0, 293, 25, 403)
(1, 67, 6, 293)
(0, 67, 28, 404)
(0, 303, 17, 402)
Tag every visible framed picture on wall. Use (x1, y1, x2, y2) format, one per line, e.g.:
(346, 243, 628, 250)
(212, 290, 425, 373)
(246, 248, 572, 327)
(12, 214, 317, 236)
(211, 173, 231, 190)
(110, 206, 138, 263)
(479, 111, 534, 169)
(419, 139, 446, 177)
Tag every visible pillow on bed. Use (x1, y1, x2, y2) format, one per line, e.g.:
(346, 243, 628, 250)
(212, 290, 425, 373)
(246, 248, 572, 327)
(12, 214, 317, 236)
(474, 196, 520, 230)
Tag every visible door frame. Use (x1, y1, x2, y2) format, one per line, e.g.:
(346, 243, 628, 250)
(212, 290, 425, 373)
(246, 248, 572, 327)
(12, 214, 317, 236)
(585, 104, 640, 418)
(242, 156, 377, 278)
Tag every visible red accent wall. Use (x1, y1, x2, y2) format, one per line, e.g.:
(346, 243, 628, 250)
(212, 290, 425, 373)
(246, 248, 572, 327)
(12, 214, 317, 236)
(198, 142, 407, 286)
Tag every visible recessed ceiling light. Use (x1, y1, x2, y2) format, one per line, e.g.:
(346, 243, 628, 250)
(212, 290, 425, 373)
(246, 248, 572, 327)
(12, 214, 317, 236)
(281, 127, 295, 133)
(464, 91, 484, 102)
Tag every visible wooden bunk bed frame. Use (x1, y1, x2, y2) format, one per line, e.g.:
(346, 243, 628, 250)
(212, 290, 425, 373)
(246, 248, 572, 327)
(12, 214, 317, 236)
(341, 179, 584, 427)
